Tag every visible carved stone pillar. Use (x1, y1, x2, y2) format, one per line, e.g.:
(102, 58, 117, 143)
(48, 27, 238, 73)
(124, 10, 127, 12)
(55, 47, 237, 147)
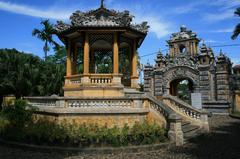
(168, 113, 184, 146)
(189, 42, 193, 56)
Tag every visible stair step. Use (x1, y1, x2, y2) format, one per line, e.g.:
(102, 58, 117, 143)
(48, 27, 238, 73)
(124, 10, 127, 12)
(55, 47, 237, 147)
(182, 125, 199, 133)
(184, 129, 202, 139)
(181, 121, 191, 126)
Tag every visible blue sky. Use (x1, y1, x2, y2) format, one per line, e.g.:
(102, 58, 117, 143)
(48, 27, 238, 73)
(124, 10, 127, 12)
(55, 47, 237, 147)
(0, 0, 239, 65)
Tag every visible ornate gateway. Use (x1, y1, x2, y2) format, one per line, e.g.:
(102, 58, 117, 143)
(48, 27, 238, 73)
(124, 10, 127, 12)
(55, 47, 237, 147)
(144, 26, 233, 113)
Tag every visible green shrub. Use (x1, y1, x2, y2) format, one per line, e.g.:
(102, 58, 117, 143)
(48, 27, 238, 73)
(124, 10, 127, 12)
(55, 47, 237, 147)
(0, 118, 167, 147)
(0, 101, 167, 147)
(0, 116, 10, 134)
(2, 99, 35, 127)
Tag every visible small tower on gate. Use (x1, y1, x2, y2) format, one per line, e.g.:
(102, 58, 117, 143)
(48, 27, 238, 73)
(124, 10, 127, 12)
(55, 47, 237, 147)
(198, 43, 215, 65)
(167, 25, 200, 57)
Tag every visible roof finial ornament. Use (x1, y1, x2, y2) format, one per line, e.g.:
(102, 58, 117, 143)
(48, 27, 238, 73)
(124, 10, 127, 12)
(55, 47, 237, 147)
(101, 0, 105, 8)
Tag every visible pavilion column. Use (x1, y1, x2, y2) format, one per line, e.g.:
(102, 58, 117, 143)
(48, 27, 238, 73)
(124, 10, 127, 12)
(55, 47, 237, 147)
(90, 49, 95, 73)
(112, 33, 121, 85)
(82, 33, 90, 83)
(73, 44, 78, 74)
(131, 39, 139, 88)
(113, 33, 119, 74)
(66, 39, 72, 76)
(84, 33, 89, 74)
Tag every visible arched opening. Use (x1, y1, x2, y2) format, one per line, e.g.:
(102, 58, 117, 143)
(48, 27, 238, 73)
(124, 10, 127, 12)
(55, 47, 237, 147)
(90, 40, 113, 74)
(179, 45, 186, 53)
(170, 78, 194, 103)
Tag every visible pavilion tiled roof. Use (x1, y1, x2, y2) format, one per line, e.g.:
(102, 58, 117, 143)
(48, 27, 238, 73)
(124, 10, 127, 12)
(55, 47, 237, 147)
(54, 6, 149, 34)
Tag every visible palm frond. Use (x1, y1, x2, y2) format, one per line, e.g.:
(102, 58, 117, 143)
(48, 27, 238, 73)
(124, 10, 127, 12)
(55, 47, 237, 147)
(231, 23, 240, 40)
(234, 7, 240, 17)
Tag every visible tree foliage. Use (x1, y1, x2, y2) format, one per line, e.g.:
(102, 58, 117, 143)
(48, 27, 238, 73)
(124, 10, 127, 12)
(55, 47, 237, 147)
(0, 48, 66, 104)
(232, 7, 240, 40)
(32, 20, 59, 59)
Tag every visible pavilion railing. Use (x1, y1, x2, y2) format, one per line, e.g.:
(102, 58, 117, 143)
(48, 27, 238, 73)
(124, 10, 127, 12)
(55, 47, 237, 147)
(64, 74, 121, 86)
(65, 74, 83, 85)
(89, 74, 112, 84)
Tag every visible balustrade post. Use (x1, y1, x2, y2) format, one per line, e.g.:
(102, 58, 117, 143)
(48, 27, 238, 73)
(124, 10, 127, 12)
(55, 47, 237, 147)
(168, 113, 184, 146)
(59, 100, 66, 108)
(200, 113, 209, 132)
(133, 99, 143, 108)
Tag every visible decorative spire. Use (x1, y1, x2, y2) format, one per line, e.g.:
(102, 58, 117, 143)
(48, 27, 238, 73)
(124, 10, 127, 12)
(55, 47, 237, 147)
(180, 25, 187, 32)
(101, 0, 105, 8)
(219, 49, 223, 56)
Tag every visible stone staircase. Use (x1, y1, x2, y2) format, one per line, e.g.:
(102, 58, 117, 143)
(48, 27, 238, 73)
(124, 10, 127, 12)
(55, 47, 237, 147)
(124, 91, 209, 144)
(181, 120, 201, 139)
(162, 95, 209, 140)
(142, 93, 209, 145)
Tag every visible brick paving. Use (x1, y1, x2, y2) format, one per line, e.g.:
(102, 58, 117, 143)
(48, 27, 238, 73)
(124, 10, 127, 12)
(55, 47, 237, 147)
(0, 115, 240, 159)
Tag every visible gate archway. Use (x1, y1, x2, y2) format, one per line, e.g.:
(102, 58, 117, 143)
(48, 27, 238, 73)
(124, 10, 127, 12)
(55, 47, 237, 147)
(162, 66, 199, 96)
(169, 78, 194, 103)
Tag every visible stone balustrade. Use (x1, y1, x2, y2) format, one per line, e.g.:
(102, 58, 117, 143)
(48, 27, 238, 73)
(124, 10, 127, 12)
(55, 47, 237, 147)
(89, 74, 112, 84)
(143, 94, 184, 146)
(24, 97, 136, 109)
(26, 98, 57, 107)
(65, 74, 83, 85)
(163, 95, 209, 132)
(24, 95, 186, 146)
(144, 95, 173, 119)
(68, 99, 131, 108)
(65, 74, 123, 86)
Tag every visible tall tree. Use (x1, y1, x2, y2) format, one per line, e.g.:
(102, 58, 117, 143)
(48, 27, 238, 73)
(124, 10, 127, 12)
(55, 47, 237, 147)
(232, 7, 240, 40)
(32, 20, 59, 59)
(0, 49, 42, 100)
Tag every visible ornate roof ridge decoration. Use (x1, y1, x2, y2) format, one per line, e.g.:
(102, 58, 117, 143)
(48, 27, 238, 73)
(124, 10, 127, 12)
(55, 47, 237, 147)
(167, 25, 198, 43)
(216, 50, 231, 64)
(54, 5, 149, 34)
(157, 53, 199, 72)
(199, 43, 214, 57)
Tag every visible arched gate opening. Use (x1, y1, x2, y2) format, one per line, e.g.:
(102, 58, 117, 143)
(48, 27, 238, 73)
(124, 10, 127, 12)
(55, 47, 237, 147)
(170, 78, 194, 103)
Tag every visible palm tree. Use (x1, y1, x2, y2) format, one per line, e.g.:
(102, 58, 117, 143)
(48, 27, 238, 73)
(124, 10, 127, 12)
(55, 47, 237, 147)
(32, 20, 59, 59)
(232, 7, 240, 40)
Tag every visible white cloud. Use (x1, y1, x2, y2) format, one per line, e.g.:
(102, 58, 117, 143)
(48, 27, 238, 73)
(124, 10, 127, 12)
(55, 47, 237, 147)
(107, 3, 173, 39)
(0, 1, 73, 19)
(134, 16, 172, 39)
(210, 28, 233, 33)
(0, 1, 172, 39)
(208, 0, 240, 10)
(202, 0, 240, 22)
(203, 9, 235, 22)
(170, 1, 203, 14)
(203, 40, 218, 43)
(231, 57, 240, 65)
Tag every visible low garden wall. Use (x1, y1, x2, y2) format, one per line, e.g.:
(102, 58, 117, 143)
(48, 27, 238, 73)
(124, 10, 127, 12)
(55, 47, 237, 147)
(0, 99, 168, 148)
